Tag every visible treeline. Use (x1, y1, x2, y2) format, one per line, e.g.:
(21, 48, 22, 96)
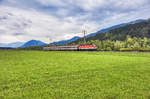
(74, 36, 150, 51)
(18, 36, 150, 51)
(16, 46, 43, 50)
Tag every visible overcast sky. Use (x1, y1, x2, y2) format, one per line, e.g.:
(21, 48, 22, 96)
(0, 0, 150, 43)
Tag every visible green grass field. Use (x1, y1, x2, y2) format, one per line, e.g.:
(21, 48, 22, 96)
(0, 51, 150, 99)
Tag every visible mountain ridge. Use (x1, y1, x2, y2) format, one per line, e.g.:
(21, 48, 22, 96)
(0, 42, 25, 48)
(50, 36, 81, 45)
(50, 19, 146, 45)
(0, 19, 147, 47)
(86, 19, 146, 37)
(21, 40, 47, 48)
(73, 18, 150, 43)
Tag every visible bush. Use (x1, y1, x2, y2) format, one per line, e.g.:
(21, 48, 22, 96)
(105, 47, 112, 51)
(120, 48, 150, 52)
(139, 48, 150, 52)
(119, 48, 137, 51)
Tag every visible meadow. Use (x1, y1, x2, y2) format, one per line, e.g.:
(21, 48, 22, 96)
(0, 51, 150, 99)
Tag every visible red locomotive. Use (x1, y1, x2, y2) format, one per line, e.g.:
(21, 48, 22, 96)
(43, 45, 97, 51)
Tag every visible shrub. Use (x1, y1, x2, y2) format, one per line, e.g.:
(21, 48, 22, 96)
(105, 47, 112, 51)
(139, 48, 150, 52)
(120, 48, 137, 51)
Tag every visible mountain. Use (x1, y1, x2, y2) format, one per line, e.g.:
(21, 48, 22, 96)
(50, 19, 145, 45)
(0, 42, 25, 48)
(51, 36, 81, 45)
(39, 19, 146, 46)
(0, 19, 145, 47)
(86, 19, 146, 37)
(73, 18, 150, 43)
(21, 40, 47, 48)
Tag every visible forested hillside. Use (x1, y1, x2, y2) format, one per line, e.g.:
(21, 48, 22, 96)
(71, 19, 150, 51)
(74, 19, 150, 43)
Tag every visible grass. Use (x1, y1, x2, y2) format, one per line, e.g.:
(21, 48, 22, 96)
(0, 51, 150, 99)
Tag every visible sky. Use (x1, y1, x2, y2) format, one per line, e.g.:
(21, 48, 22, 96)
(0, 0, 150, 43)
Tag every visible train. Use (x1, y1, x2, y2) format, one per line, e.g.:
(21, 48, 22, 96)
(43, 45, 98, 51)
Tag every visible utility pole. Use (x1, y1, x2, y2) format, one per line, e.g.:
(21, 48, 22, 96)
(49, 38, 52, 46)
(83, 30, 87, 45)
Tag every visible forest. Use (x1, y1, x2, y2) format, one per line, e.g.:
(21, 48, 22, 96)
(71, 19, 150, 51)
(74, 36, 150, 51)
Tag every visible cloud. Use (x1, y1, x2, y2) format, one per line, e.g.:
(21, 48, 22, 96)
(36, 0, 150, 12)
(0, 5, 98, 43)
(36, 0, 66, 7)
(0, 0, 150, 43)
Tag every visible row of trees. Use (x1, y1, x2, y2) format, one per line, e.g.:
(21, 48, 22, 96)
(75, 36, 150, 51)
(16, 46, 43, 50)
(18, 36, 150, 51)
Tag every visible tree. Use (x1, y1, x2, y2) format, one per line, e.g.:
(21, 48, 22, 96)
(114, 40, 125, 50)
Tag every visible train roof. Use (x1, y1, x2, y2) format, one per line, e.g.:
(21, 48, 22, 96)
(44, 45, 78, 48)
(44, 45, 97, 48)
(78, 45, 97, 48)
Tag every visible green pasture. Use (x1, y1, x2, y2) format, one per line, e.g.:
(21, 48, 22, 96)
(0, 51, 150, 99)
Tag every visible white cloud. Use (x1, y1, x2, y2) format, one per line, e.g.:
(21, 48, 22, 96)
(67, 0, 107, 11)
(36, 0, 66, 7)
(0, 0, 150, 43)
(114, 0, 149, 9)
(0, 6, 98, 43)
(76, 0, 150, 11)
(36, 0, 150, 12)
